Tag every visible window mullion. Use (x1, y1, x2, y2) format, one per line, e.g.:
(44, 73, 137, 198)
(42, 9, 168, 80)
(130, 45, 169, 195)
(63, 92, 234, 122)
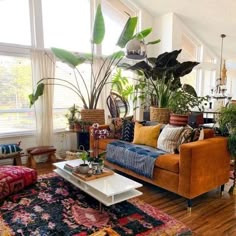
(29, 0, 44, 48)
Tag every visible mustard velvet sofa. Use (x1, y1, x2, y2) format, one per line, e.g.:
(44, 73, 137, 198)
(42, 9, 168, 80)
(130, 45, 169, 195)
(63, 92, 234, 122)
(89, 125, 231, 208)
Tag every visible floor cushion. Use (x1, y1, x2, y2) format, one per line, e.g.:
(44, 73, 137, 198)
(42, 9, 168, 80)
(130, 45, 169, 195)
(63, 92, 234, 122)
(0, 165, 37, 200)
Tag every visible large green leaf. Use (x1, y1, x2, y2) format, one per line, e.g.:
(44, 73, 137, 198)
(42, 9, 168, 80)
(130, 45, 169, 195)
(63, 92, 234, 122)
(51, 48, 86, 67)
(92, 4, 105, 44)
(147, 39, 161, 45)
(134, 28, 152, 40)
(109, 51, 125, 59)
(29, 83, 45, 107)
(117, 16, 138, 48)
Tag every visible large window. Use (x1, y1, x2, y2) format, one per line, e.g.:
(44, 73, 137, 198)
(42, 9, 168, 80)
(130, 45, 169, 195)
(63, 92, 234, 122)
(0, 0, 137, 136)
(0, 55, 35, 134)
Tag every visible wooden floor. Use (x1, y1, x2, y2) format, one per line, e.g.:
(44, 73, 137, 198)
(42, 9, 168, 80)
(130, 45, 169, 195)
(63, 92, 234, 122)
(36, 162, 236, 236)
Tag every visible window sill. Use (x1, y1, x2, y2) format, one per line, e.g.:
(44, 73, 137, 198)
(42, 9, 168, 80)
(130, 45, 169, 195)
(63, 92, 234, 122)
(0, 128, 68, 139)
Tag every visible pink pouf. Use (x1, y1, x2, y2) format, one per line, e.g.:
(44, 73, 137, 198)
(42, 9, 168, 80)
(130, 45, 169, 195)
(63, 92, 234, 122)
(0, 165, 37, 200)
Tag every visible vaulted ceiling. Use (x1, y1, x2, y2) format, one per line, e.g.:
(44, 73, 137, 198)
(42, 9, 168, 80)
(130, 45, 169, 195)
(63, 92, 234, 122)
(133, 0, 236, 65)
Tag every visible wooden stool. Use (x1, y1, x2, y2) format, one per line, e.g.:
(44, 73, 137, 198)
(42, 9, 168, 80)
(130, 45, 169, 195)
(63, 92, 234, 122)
(0, 152, 23, 166)
(27, 146, 56, 169)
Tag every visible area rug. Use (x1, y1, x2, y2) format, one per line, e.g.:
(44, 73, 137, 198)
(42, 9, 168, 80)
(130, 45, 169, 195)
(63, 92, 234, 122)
(0, 173, 192, 235)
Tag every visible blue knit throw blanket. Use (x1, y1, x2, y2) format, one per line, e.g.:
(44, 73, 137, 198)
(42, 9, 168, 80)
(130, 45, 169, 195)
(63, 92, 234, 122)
(106, 140, 166, 178)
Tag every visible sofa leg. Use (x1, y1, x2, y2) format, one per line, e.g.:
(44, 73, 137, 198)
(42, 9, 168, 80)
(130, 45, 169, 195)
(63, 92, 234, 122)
(220, 184, 225, 196)
(187, 199, 192, 212)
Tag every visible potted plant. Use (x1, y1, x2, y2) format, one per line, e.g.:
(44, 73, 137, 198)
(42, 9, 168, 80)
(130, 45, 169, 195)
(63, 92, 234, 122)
(120, 49, 199, 123)
(77, 150, 90, 174)
(65, 104, 80, 130)
(28, 4, 160, 124)
(168, 89, 206, 126)
(218, 103, 236, 194)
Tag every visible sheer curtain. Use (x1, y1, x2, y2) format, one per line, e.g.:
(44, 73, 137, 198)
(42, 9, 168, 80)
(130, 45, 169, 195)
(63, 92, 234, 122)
(31, 49, 55, 146)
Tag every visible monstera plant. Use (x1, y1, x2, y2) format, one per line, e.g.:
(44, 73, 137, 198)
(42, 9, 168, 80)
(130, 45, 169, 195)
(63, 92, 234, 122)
(29, 4, 160, 117)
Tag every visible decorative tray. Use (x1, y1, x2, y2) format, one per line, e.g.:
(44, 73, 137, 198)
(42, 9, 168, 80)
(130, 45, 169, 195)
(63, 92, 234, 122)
(72, 168, 114, 181)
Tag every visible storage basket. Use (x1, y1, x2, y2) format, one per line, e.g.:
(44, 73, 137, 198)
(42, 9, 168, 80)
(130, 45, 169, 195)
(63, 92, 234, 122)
(80, 109, 105, 125)
(150, 106, 170, 124)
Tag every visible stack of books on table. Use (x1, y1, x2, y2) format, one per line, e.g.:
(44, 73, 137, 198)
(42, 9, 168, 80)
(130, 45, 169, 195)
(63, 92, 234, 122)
(64, 163, 78, 172)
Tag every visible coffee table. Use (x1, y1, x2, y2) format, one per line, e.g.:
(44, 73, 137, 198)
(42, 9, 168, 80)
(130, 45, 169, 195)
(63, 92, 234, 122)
(53, 160, 142, 209)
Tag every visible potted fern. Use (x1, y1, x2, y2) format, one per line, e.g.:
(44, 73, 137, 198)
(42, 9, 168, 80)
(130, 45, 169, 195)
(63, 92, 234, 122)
(29, 4, 160, 124)
(168, 89, 206, 126)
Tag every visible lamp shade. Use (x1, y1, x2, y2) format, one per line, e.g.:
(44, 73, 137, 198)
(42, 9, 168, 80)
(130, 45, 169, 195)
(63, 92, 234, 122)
(126, 38, 147, 60)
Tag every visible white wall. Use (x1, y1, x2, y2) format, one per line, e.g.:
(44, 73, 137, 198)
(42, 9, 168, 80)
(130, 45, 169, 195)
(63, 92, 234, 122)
(0, 131, 77, 165)
(152, 13, 174, 55)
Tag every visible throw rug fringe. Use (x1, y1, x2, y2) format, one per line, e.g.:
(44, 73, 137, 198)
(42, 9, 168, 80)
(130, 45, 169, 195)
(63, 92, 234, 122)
(0, 174, 192, 235)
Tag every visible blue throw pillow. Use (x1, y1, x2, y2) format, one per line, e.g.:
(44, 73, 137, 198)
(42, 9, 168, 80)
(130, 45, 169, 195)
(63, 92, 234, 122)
(0, 144, 22, 154)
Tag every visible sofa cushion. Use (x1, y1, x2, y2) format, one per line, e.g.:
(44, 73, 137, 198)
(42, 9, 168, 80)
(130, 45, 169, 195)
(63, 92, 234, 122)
(133, 123, 161, 148)
(0, 165, 37, 200)
(203, 128, 215, 139)
(155, 154, 180, 173)
(106, 140, 166, 178)
(157, 124, 184, 153)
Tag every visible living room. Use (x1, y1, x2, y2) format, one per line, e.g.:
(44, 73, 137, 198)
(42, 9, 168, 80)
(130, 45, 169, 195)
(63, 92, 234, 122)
(0, 0, 236, 235)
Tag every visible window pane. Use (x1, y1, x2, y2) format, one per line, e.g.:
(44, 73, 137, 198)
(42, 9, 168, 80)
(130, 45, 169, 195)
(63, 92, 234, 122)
(0, 56, 35, 134)
(53, 62, 91, 129)
(0, 0, 31, 45)
(181, 70, 197, 91)
(42, 0, 91, 52)
(181, 34, 198, 61)
(101, 0, 135, 55)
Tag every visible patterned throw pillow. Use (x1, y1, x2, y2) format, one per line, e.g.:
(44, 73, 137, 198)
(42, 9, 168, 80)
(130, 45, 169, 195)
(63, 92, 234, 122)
(157, 124, 184, 153)
(107, 116, 133, 139)
(175, 126, 205, 153)
(0, 143, 22, 155)
(121, 119, 135, 142)
(175, 125, 194, 153)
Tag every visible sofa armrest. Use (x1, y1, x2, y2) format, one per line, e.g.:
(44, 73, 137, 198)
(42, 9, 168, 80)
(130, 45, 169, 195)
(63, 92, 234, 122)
(178, 137, 230, 199)
(89, 125, 110, 154)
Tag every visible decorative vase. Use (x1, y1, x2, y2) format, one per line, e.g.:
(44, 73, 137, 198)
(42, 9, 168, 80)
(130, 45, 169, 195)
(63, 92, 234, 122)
(80, 109, 105, 125)
(150, 106, 170, 124)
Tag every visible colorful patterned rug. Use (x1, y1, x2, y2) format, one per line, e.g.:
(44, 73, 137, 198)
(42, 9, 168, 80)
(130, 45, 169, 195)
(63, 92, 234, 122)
(0, 173, 192, 235)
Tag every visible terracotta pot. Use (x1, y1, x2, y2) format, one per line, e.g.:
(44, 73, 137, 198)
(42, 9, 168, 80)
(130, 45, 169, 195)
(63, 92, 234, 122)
(169, 113, 189, 126)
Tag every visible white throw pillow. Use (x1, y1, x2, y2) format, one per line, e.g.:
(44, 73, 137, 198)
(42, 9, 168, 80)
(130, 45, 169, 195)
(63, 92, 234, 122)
(157, 124, 184, 153)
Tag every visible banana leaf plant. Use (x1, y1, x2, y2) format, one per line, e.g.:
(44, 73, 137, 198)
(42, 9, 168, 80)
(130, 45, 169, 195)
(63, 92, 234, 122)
(29, 4, 160, 109)
(119, 49, 199, 108)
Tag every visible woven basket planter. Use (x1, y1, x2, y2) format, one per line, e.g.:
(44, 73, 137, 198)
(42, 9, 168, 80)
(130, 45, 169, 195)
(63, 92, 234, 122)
(169, 113, 188, 126)
(150, 106, 170, 124)
(80, 109, 105, 125)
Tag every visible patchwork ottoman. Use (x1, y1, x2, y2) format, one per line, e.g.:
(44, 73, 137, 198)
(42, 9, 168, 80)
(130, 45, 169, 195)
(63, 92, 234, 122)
(0, 165, 37, 200)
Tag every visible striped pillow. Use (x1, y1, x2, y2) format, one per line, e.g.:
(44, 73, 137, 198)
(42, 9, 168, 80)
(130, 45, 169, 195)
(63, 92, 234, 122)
(157, 124, 184, 153)
(0, 144, 22, 155)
